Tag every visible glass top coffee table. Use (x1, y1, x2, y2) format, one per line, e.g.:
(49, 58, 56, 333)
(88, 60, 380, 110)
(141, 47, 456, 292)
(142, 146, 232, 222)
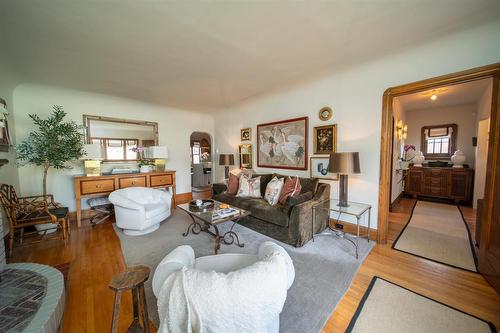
(178, 200, 250, 254)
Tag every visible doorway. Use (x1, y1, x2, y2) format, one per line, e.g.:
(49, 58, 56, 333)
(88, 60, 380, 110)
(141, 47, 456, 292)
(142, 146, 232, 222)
(377, 63, 500, 291)
(190, 132, 212, 199)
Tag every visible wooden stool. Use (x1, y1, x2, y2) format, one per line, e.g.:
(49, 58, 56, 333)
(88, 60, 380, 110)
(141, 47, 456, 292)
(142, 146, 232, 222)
(109, 265, 151, 333)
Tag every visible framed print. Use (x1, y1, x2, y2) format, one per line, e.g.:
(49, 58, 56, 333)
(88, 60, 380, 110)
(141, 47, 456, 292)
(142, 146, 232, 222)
(310, 156, 338, 180)
(257, 117, 308, 170)
(314, 124, 337, 154)
(239, 144, 253, 169)
(241, 128, 252, 141)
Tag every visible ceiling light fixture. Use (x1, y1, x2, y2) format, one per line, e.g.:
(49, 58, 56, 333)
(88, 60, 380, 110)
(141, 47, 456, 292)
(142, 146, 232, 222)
(430, 94, 438, 101)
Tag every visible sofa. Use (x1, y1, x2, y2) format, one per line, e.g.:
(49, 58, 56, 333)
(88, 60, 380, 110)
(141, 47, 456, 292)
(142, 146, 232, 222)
(109, 187, 172, 235)
(213, 174, 330, 247)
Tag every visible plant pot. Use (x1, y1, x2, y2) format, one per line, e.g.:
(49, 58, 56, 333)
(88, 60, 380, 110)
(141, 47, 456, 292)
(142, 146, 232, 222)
(412, 152, 425, 167)
(451, 150, 466, 168)
(140, 165, 153, 173)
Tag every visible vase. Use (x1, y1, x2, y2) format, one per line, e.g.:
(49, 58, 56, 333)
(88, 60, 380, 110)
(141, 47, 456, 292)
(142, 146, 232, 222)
(140, 165, 153, 173)
(412, 152, 425, 167)
(451, 150, 466, 168)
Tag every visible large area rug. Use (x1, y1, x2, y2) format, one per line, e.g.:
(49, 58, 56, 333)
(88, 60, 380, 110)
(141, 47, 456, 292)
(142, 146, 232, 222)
(113, 210, 374, 333)
(392, 200, 477, 272)
(346, 277, 495, 333)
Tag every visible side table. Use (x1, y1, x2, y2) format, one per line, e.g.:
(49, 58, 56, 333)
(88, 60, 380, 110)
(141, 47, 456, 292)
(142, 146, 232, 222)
(312, 199, 371, 259)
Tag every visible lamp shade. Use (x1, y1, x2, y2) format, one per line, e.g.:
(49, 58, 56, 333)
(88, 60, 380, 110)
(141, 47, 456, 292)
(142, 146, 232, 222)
(145, 146, 168, 159)
(219, 154, 235, 166)
(328, 152, 360, 174)
(82, 144, 103, 160)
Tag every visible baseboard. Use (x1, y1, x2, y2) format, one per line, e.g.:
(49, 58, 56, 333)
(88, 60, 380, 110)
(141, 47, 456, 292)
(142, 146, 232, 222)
(329, 218, 378, 241)
(390, 192, 404, 211)
(175, 192, 193, 204)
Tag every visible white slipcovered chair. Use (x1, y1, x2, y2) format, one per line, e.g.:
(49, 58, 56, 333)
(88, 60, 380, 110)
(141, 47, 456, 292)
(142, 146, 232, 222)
(108, 187, 172, 235)
(152, 241, 295, 333)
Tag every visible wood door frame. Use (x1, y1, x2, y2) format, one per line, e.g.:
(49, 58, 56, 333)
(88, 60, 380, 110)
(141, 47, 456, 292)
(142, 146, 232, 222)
(378, 62, 500, 244)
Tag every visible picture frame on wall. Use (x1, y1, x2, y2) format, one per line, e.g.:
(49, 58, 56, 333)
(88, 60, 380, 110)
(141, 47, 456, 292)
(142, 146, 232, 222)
(310, 156, 338, 180)
(314, 124, 337, 154)
(241, 128, 252, 141)
(257, 117, 308, 170)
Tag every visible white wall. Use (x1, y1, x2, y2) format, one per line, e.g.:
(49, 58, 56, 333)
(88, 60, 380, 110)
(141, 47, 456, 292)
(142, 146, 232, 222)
(13, 84, 214, 211)
(405, 104, 478, 165)
(213, 19, 500, 229)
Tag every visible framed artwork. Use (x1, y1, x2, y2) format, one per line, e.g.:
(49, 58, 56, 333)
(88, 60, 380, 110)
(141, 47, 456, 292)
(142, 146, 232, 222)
(241, 128, 252, 141)
(318, 106, 333, 121)
(239, 144, 253, 169)
(314, 124, 337, 154)
(257, 117, 308, 170)
(310, 156, 338, 180)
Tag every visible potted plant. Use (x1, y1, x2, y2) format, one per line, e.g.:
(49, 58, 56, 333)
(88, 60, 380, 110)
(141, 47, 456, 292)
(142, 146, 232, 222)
(399, 144, 416, 170)
(130, 145, 154, 172)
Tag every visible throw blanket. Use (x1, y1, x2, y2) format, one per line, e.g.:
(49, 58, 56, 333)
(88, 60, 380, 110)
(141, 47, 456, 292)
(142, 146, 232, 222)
(157, 253, 289, 333)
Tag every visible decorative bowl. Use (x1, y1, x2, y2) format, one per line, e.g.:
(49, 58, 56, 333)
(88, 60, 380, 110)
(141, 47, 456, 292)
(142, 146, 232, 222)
(188, 199, 214, 212)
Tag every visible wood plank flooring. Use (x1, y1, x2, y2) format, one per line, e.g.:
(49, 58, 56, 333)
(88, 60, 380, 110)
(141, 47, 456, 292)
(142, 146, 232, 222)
(7, 198, 499, 332)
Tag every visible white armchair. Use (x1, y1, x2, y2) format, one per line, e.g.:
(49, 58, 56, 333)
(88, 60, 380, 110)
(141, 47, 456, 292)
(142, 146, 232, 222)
(152, 242, 295, 333)
(108, 187, 172, 235)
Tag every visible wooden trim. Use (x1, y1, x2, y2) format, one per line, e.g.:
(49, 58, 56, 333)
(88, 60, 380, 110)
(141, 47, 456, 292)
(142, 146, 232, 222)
(257, 116, 309, 170)
(378, 62, 500, 244)
(390, 191, 404, 211)
(175, 192, 193, 205)
(329, 219, 377, 241)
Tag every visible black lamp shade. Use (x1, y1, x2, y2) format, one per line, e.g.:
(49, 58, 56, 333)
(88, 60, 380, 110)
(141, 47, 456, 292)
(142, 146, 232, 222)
(219, 154, 235, 166)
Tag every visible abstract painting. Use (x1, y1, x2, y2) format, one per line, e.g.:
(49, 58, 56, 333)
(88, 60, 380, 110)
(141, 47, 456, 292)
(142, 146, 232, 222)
(257, 117, 308, 170)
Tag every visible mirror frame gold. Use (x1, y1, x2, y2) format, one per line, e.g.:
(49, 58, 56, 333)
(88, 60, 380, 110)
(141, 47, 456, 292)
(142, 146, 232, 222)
(83, 115, 159, 162)
(239, 144, 253, 169)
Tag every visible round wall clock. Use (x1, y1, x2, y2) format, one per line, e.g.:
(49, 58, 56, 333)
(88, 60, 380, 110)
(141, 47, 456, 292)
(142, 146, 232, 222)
(318, 107, 333, 121)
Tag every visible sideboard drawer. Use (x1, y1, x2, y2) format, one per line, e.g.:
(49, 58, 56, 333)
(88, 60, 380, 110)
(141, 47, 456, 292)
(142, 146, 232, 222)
(119, 176, 147, 189)
(81, 179, 115, 195)
(150, 174, 173, 187)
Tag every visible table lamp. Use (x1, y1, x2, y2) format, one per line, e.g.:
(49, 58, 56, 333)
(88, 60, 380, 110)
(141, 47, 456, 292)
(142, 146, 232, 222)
(328, 152, 360, 207)
(82, 144, 103, 176)
(145, 146, 168, 172)
(219, 154, 234, 179)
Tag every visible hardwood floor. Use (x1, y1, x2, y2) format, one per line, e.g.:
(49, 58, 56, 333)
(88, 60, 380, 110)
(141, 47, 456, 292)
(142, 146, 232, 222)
(7, 198, 499, 332)
(323, 198, 500, 332)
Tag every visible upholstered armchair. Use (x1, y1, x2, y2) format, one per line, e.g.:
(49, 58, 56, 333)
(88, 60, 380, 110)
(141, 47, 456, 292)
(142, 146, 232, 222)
(152, 242, 295, 333)
(109, 187, 172, 235)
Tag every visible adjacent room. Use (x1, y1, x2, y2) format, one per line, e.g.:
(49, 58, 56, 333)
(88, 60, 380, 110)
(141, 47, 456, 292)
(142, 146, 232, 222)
(0, 1, 499, 333)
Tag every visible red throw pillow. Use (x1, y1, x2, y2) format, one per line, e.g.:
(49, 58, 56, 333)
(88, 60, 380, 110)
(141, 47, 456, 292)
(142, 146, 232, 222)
(226, 173, 239, 195)
(279, 176, 302, 205)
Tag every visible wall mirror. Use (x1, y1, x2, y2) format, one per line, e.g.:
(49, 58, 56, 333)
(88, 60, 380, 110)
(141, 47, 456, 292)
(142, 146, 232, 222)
(421, 123, 457, 159)
(83, 115, 158, 162)
(239, 144, 253, 169)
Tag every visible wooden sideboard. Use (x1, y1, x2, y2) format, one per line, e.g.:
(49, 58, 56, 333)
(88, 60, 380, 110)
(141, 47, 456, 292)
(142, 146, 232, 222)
(74, 170, 176, 227)
(405, 166, 474, 203)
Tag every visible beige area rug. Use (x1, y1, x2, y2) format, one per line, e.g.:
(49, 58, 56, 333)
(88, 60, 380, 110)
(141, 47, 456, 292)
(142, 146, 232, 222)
(392, 200, 477, 272)
(346, 277, 495, 333)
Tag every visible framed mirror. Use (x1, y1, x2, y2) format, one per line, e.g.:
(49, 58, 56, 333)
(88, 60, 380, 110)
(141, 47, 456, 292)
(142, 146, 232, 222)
(83, 115, 158, 162)
(239, 144, 253, 169)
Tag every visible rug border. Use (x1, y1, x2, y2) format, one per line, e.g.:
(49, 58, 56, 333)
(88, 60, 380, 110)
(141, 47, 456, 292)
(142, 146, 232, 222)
(391, 199, 478, 273)
(345, 276, 497, 333)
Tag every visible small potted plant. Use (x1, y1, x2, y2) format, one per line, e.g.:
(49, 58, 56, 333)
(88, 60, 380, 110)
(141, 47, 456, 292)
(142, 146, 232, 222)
(130, 146, 155, 173)
(399, 144, 416, 170)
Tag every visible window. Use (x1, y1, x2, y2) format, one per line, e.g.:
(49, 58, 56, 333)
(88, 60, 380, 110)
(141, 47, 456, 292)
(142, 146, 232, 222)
(421, 124, 457, 159)
(90, 138, 139, 161)
(192, 143, 201, 164)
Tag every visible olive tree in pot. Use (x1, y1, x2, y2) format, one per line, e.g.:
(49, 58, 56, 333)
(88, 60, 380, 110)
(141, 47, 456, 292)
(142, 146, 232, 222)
(16, 106, 84, 232)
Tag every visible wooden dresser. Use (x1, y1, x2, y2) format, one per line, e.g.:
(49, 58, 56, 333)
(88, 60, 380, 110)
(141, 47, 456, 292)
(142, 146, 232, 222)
(74, 171, 176, 227)
(405, 166, 474, 203)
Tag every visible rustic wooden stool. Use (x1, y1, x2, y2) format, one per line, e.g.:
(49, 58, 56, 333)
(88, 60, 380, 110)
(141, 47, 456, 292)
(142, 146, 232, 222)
(109, 265, 151, 333)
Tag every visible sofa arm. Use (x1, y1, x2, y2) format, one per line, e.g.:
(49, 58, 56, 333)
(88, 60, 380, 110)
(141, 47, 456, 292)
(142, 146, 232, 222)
(152, 245, 195, 297)
(108, 192, 144, 210)
(258, 241, 295, 289)
(212, 183, 227, 195)
(289, 183, 330, 247)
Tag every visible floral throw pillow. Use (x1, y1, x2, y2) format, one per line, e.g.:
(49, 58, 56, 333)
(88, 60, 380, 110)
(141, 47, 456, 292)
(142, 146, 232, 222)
(264, 176, 284, 205)
(237, 175, 261, 198)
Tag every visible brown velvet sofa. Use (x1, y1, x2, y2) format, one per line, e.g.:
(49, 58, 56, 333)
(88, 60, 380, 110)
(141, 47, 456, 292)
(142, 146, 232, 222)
(212, 174, 330, 247)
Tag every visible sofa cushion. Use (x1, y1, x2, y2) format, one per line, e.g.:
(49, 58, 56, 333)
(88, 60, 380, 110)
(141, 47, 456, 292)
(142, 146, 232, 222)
(144, 203, 169, 219)
(234, 198, 289, 228)
(279, 176, 302, 205)
(213, 193, 237, 206)
(237, 175, 261, 198)
(257, 174, 274, 196)
(284, 191, 313, 214)
(299, 178, 319, 195)
(227, 173, 239, 195)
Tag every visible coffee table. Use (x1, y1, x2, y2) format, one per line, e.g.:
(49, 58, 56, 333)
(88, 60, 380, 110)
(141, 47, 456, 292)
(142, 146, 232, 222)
(178, 200, 250, 254)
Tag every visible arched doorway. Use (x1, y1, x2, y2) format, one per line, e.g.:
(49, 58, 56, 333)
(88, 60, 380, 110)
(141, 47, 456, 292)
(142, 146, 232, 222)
(190, 132, 213, 199)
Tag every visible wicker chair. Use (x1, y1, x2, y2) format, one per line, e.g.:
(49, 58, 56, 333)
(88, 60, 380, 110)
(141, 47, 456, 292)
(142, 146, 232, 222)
(0, 184, 69, 257)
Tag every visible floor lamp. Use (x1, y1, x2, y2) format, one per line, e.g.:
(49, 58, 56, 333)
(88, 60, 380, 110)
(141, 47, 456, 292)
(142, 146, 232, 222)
(328, 152, 361, 207)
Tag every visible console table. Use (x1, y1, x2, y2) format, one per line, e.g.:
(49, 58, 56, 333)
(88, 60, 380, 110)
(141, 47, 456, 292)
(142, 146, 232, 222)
(73, 171, 176, 227)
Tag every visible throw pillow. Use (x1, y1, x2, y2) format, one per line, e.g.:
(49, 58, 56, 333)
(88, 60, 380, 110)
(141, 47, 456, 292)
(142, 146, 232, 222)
(284, 191, 313, 214)
(226, 173, 239, 195)
(237, 175, 262, 198)
(278, 176, 302, 205)
(264, 176, 284, 205)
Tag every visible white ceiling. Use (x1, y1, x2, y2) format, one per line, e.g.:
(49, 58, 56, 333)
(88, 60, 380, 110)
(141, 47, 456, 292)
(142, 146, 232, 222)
(1, 1, 499, 112)
(397, 78, 492, 111)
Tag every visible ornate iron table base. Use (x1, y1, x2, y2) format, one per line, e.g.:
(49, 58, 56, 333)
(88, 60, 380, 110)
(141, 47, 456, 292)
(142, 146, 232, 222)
(182, 214, 244, 254)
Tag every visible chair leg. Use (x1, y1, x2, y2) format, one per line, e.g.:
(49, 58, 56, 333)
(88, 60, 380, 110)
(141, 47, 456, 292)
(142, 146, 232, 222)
(20, 227, 24, 245)
(61, 218, 67, 242)
(8, 232, 14, 257)
(139, 284, 151, 333)
(66, 217, 71, 235)
(110, 291, 122, 333)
